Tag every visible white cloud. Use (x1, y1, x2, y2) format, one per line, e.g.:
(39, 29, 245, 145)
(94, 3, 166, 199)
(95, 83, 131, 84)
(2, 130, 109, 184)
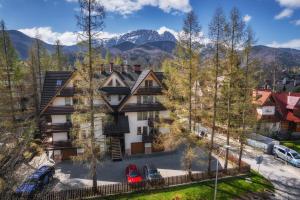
(276, 0, 300, 8)
(243, 14, 252, 23)
(274, 8, 294, 19)
(267, 39, 300, 49)
(66, 0, 192, 15)
(18, 27, 119, 46)
(292, 19, 300, 25)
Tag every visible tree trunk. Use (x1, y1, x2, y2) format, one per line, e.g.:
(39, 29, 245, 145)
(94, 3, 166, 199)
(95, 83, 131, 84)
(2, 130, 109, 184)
(208, 31, 220, 173)
(30, 53, 40, 127)
(87, 0, 97, 192)
(224, 28, 235, 171)
(1, 25, 15, 122)
(239, 48, 250, 170)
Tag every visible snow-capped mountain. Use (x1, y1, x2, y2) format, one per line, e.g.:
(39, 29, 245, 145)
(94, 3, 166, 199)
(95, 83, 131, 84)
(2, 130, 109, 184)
(104, 29, 177, 47)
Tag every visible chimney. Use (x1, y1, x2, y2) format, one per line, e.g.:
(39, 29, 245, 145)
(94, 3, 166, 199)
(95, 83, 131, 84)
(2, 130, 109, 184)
(120, 64, 125, 73)
(110, 63, 114, 73)
(134, 64, 141, 73)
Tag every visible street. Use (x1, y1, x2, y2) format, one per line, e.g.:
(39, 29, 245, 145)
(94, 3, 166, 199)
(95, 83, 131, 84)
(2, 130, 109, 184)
(209, 133, 300, 200)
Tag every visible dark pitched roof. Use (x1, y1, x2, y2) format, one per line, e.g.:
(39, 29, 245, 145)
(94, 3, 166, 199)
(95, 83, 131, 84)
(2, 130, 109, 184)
(40, 71, 73, 113)
(130, 70, 151, 93)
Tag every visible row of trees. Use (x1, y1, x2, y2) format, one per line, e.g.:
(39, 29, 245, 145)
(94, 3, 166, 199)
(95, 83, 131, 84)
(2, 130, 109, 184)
(162, 7, 258, 176)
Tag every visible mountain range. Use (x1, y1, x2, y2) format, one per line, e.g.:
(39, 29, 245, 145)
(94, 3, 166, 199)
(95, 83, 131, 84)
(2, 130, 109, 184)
(7, 29, 300, 69)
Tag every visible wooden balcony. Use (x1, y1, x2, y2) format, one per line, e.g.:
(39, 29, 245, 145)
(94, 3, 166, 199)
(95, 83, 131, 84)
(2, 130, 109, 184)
(136, 86, 162, 95)
(43, 106, 74, 115)
(121, 103, 166, 112)
(142, 129, 159, 143)
(57, 87, 74, 97)
(40, 122, 72, 133)
(44, 139, 73, 149)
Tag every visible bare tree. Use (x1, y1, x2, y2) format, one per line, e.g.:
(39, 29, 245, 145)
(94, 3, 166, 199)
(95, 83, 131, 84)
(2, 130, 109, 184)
(76, 0, 105, 191)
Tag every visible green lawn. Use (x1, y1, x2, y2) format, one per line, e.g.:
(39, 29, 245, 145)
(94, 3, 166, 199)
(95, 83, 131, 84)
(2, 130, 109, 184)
(281, 140, 300, 152)
(98, 171, 273, 200)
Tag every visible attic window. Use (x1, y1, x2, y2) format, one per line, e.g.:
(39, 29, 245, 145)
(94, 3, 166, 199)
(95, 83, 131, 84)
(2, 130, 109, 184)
(56, 80, 62, 86)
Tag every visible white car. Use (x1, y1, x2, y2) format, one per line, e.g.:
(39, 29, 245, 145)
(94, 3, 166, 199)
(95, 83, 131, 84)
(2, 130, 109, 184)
(273, 145, 300, 167)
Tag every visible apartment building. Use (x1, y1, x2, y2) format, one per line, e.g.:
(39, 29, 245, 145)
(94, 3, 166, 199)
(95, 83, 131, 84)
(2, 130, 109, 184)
(39, 64, 169, 161)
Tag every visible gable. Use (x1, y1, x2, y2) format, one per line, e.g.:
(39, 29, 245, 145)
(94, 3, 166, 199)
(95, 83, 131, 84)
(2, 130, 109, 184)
(103, 72, 127, 87)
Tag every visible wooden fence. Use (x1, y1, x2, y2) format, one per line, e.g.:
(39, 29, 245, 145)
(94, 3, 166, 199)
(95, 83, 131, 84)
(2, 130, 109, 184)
(1, 165, 250, 200)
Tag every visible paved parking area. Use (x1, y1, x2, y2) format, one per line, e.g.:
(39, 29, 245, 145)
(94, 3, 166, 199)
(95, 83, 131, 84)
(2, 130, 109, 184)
(52, 146, 222, 191)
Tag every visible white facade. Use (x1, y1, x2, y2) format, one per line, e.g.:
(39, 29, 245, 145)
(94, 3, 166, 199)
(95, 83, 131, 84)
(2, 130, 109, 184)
(257, 106, 275, 116)
(53, 132, 68, 142)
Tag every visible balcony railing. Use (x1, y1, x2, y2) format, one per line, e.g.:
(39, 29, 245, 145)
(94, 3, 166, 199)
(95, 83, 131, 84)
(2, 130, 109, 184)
(44, 139, 73, 149)
(41, 122, 72, 133)
(43, 106, 74, 115)
(136, 86, 162, 95)
(57, 87, 75, 97)
(142, 129, 159, 143)
(121, 103, 166, 112)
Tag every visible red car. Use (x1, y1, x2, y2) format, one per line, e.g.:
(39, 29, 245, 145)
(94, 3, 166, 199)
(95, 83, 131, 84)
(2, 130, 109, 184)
(125, 164, 143, 184)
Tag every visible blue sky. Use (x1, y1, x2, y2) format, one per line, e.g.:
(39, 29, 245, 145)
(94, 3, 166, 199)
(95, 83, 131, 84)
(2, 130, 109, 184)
(1, 0, 300, 48)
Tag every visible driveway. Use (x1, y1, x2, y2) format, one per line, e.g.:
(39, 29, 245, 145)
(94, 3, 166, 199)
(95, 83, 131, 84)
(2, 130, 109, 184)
(52, 146, 222, 191)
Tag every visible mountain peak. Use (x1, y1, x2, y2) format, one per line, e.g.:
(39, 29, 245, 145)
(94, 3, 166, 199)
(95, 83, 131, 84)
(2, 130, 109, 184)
(105, 29, 176, 47)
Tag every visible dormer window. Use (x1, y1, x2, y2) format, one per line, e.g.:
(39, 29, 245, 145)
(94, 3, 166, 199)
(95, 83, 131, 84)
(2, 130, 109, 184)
(145, 80, 153, 88)
(56, 80, 62, 86)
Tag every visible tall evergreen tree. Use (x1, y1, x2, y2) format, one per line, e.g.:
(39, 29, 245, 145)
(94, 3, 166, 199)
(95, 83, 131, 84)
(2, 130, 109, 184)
(162, 11, 202, 178)
(76, 0, 105, 191)
(221, 7, 245, 170)
(207, 8, 227, 173)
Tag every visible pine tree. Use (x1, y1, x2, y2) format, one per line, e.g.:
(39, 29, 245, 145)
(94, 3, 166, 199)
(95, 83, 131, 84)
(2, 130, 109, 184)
(221, 7, 245, 170)
(207, 8, 227, 173)
(76, 0, 105, 191)
(0, 20, 16, 123)
(162, 11, 203, 178)
(238, 27, 257, 169)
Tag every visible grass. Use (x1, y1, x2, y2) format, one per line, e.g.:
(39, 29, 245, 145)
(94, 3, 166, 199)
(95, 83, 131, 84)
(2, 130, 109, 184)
(281, 140, 300, 152)
(97, 171, 274, 200)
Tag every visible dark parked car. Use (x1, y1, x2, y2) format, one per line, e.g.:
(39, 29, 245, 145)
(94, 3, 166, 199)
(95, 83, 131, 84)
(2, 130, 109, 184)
(125, 164, 143, 184)
(143, 164, 163, 184)
(16, 165, 55, 197)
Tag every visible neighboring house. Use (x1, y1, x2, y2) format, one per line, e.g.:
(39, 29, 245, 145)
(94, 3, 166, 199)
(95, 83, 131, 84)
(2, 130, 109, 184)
(255, 89, 300, 138)
(39, 64, 169, 161)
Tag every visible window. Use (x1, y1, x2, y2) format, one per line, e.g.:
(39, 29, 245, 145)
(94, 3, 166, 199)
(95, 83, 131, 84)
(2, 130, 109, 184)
(107, 95, 111, 101)
(143, 126, 148, 135)
(142, 95, 154, 104)
(142, 112, 148, 120)
(66, 114, 72, 122)
(145, 80, 153, 88)
(65, 97, 72, 106)
(56, 80, 62, 86)
(137, 112, 143, 120)
(148, 111, 154, 119)
(137, 127, 142, 135)
(155, 111, 159, 120)
(137, 95, 142, 104)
